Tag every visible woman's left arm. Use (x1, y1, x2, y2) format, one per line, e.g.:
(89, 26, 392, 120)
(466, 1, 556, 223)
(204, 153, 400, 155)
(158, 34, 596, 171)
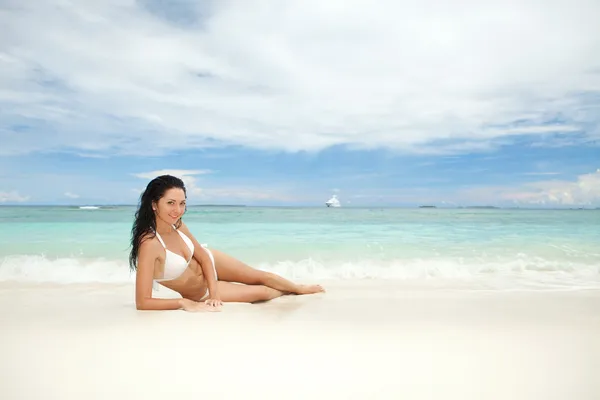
(178, 221, 222, 306)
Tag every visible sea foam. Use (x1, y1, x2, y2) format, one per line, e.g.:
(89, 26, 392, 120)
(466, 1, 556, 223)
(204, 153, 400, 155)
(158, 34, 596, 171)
(1, 254, 598, 290)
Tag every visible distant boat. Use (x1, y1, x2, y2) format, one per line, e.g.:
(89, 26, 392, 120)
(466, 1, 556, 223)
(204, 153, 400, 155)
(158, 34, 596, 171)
(79, 206, 100, 210)
(325, 195, 341, 208)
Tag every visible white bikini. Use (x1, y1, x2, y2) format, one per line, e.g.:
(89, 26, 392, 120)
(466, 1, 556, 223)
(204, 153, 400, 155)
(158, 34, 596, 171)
(153, 226, 217, 300)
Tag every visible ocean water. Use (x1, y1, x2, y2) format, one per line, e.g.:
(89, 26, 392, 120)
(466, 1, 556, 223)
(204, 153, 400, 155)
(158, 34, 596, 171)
(1, 206, 599, 290)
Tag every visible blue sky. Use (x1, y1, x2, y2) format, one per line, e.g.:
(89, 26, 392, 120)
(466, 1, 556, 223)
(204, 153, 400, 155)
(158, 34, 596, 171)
(1, 0, 599, 207)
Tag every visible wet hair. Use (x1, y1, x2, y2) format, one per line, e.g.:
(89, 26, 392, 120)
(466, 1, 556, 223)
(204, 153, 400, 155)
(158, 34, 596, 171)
(128, 175, 187, 271)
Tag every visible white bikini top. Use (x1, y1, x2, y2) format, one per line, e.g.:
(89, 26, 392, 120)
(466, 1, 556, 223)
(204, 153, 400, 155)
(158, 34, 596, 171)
(153, 227, 194, 282)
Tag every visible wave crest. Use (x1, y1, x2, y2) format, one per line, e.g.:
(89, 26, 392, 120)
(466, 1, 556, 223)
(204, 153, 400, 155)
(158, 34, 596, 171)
(1, 254, 598, 289)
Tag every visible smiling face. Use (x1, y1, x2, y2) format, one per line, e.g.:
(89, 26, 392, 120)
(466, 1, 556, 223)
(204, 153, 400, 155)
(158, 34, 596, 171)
(153, 187, 187, 226)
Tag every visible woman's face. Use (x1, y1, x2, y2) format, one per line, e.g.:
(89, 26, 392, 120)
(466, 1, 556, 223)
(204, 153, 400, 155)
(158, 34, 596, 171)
(154, 188, 187, 225)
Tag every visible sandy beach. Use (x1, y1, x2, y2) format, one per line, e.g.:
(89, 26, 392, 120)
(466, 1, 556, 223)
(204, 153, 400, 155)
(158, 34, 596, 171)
(1, 281, 599, 400)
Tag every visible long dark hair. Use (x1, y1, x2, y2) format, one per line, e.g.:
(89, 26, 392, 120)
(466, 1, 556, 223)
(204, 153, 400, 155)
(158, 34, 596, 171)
(129, 175, 187, 271)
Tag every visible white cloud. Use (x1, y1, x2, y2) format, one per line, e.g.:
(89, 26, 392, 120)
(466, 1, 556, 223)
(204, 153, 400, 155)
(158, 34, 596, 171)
(510, 169, 600, 205)
(458, 169, 600, 206)
(132, 169, 212, 180)
(64, 192, 80, 199)
(132, 168, 295, 202)
(1, 0, 600, 156)
(0, 190, 30, 203)
(500, 125, 581, 135)
(132, 169, 212, 196)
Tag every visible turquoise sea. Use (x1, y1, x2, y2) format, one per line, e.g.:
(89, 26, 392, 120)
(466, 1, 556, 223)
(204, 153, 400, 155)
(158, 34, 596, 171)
(1, 206, 599, 290)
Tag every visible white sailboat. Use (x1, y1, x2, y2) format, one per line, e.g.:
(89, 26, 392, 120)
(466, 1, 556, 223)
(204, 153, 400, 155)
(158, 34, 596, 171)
(325, 195, 341, 207)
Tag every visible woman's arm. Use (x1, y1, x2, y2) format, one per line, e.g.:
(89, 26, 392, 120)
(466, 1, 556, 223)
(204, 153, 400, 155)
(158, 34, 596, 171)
(134, 236, 185, 310)
(178, 221, 221, 302)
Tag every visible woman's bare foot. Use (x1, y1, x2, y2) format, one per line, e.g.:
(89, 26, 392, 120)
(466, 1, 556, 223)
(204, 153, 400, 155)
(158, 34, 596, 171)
(295, 284, 325, 295)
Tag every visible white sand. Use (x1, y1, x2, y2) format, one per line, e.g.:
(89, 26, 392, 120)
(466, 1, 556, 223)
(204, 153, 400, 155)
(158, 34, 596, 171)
(1, 281, 599, 400)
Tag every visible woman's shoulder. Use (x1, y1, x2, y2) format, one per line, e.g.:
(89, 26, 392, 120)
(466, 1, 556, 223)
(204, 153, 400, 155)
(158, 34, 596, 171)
(139, 231, 162, 253)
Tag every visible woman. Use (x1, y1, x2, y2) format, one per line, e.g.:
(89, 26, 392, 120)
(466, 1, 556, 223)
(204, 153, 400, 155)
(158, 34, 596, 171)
(129, 175, 324, 312)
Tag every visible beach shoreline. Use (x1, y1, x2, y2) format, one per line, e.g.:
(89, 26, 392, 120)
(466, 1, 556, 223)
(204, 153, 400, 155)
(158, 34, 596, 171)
(1, 281, 599, 399)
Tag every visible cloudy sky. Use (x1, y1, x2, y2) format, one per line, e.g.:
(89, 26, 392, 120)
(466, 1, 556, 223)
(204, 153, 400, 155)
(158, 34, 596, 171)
(1, 0, 599, 207)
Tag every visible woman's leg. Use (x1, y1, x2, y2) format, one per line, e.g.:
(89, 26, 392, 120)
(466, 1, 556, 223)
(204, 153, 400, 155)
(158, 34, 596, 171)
(216, 281, 283, 303)
(210, 248, 325, 295)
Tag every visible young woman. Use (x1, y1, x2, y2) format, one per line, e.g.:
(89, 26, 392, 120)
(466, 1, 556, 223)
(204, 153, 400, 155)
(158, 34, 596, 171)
(129, 175, 324, 312)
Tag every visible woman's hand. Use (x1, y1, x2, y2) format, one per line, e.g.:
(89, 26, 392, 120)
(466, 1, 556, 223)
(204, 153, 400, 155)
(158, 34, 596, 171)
(205, 297, 223, 308)
(204, 289, 223, 308)
(179, 298, 221, 312)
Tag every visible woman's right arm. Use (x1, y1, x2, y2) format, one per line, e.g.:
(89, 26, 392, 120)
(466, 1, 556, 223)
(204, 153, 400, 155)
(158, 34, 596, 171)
(135, 237, 185, 310)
